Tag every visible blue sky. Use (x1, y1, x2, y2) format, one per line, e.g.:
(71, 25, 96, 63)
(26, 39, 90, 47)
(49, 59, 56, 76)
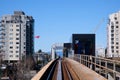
(0, 0, 120, 52)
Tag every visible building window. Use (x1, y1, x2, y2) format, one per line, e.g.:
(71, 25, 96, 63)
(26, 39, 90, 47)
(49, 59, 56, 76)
(116, 42, 119, 45)
(9, 37, 13, 40)
(16, 42, 19, 44)
(16, 38, 19, 40)
(111, 38, 114, 40)
(10, 42, 13, 44)
(116, 33, 119, 37)
(111, 22, 114, 26)
(116, 46, 119, 49)
(111, 42, 114, 44)
(114, 17, 117, 20)
(10, 55, 13, 57)
(10, 51, 13, 53)
(10, 46, 13, 49)
(116, 30, 119, 33)
(116, 21, 119, 24)
(23, 51, 26, 53)
(116, 51, 119, 53)
(111, 34, 114, 37)
(10, 29, 13, 31)
(16, 55, 19, 57)
(16, 33, 19, 36)
(112, 50, 114, 53)
(9, 33, 13, 35)
(116, 34, 119, 37)
(111, 30, 114, 33)
(116, 38, 119, 41)
(6, 21, 10, 23)
(111, 46, 114, 49)
(111, 26, 114, 29)
(16, 51, 19, 53)
(24, 42, 26, 45)
(16, 46, 19, 49)
(116, 26, 119, 28)
(16, 25, 19, 27)
(11, 25, 13, 27)
(16, 29, 19, 31)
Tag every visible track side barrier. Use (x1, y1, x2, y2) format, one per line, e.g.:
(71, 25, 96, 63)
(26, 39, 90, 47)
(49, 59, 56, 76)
(31, 60, 55, 80)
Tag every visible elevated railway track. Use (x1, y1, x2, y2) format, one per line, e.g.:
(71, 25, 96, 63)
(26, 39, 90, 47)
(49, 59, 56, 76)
(32, 57, 107, 80)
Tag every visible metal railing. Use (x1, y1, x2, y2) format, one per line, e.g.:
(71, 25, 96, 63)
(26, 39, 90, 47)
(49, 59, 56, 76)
(72, 54, 120, 80)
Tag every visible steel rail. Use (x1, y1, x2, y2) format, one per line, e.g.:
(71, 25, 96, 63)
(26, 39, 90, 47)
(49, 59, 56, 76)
(62, 61, 72, 80)
(46, 60, 58, 80)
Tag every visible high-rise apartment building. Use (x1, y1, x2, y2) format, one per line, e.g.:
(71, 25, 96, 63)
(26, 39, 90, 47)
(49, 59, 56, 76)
(107, 11, 120, 57)
(0, 11, 34, 62)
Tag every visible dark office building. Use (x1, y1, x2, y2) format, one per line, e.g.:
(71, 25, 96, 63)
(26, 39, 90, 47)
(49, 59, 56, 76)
(63, 43, 72, 57)
(72, 34, 95, 56)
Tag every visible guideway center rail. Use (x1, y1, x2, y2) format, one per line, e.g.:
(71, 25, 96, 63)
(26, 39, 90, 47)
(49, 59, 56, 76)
(32, 58, 107, 80)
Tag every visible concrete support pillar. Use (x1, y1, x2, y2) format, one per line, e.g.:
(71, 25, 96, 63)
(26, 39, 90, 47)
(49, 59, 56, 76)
(51, 48, 55, 60)
(99, 59, 101, 74)
(113, 63, 116, 80)
(105, 61, 108, 78)
(80, 55, 81, 63)
(94, 58, 96, 71)
(90, 56, 92, 69)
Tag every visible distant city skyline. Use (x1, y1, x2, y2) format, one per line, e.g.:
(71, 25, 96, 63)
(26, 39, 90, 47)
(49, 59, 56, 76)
(0, 0, 120, 52)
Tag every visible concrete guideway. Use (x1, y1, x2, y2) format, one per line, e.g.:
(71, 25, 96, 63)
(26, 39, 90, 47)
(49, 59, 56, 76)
(57, 60, 62, 80)
(31, 60, 55, 80)
(31, 58, 107, 80)
(52, 59, 63, 80)
(62, 59, 74, 80)
(64, 58, 107, 80)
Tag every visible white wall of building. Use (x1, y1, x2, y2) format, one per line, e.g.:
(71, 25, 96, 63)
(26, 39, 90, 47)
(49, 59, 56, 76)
(0, 11, 34, 61)
(96, 47, 105, 57)
(107, 11, 120, 57)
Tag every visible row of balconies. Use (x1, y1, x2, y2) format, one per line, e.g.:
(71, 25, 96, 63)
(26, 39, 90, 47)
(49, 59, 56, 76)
(0, 32, 5, 35)
(0, 40, 5, 42)
(0, 42, 5, 45)
(0, 28, 5, 31)
(0, 36, 5, 39)
(0, 24, 5, 27)
(1, 19, 24, 24)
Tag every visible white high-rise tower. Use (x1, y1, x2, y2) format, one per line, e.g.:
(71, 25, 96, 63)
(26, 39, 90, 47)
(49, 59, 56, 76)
(107, 11, 120, 57)
(0, 11, 34, 62)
